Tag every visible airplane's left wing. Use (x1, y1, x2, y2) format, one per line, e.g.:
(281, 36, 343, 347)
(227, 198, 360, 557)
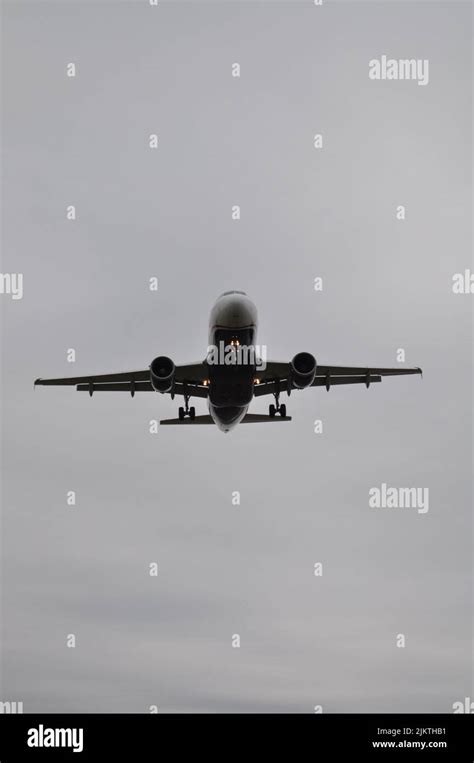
(34, 362, 209, 398)
(254, 361, 422, 396)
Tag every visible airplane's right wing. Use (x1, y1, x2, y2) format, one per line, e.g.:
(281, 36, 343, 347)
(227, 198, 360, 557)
(35, 361, 209, 398)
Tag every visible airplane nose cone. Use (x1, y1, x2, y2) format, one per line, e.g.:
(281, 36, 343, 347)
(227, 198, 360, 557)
(226, 297, 247, 320)
(212, 293, 257, 329)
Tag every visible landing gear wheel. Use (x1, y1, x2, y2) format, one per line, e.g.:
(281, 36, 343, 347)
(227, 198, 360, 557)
(269, 404, 276, 417)
(189, 406, 196, 420)
(280, 403, 286, 417)
(178, 407, 185, 421)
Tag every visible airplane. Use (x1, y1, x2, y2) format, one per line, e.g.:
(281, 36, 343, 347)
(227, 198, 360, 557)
(35, 290, 422, 433)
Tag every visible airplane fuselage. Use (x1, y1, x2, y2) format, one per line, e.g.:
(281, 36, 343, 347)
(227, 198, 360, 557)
(207, 291, 258, 432)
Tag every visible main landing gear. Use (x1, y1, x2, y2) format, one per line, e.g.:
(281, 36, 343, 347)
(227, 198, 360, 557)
(269, 387, 287, 418)
(178, 390, 195, 421)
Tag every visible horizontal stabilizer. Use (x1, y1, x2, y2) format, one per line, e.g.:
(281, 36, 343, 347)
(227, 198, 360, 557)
(160, 415, 215, 425)
(241, 414, 292, 423)
(159, 413, 292, 426)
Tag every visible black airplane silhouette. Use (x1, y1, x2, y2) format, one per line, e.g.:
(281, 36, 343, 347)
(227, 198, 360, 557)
(35, 291, 422, 433)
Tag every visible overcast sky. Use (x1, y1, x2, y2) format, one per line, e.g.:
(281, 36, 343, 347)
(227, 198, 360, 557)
(1, 0, 472, 712)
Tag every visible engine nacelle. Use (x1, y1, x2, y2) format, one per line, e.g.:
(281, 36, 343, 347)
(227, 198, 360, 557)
(150, 356, 175, 393)
(290, 352, 317, 389)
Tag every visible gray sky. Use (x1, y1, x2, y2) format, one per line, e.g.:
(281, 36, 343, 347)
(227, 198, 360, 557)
(1, 0, 472, 712)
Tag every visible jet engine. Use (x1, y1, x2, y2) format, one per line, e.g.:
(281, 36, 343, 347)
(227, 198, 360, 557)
(150, 356, 175, 393)
(290, 352, 317, 389)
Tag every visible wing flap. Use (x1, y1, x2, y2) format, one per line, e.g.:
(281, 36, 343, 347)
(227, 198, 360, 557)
(75, 381, 208, 398)
(316, 365, 422, 378)
(255, 375, 383, 396)
(77, 382, 154, 392)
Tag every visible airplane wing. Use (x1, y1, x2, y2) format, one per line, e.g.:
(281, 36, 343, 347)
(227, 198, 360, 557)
(254, 361, 422, 396)
(34, 362, 209, 398)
